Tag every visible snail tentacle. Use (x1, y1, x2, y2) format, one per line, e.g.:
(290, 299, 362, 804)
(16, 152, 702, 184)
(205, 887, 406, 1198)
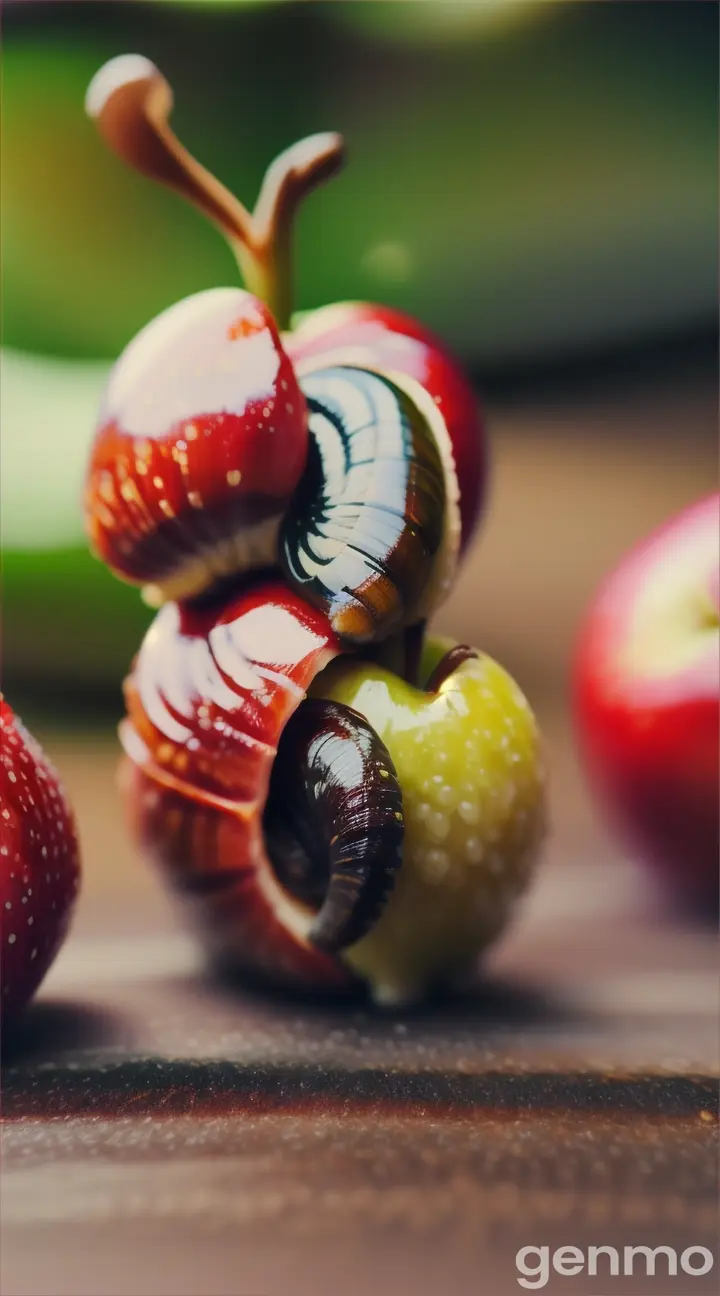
(281, 366, 447, 645)
(85, 55, 344, 328)
(264, 699, 404, 953)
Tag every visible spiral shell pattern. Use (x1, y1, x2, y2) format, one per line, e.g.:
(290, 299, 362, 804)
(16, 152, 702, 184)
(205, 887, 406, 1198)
(282, 366, 447, 643)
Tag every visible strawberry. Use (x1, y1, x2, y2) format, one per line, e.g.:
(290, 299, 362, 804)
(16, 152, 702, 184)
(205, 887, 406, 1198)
(1, 698, 80, 1023)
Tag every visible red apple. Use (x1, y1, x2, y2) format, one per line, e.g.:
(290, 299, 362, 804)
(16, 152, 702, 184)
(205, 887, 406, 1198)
(573, 492, 719, 917)
(0, 699, 81, 1023)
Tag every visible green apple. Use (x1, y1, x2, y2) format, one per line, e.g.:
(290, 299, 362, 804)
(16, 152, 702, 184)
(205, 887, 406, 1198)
(312, 638, 546, 1006)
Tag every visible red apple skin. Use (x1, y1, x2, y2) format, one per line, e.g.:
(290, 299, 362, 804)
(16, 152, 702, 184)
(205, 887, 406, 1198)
(85, 288, 308, 596)
(573, 493, 720, 917)
(0, 699, 81, 1023)
(288, 302, 488, 552)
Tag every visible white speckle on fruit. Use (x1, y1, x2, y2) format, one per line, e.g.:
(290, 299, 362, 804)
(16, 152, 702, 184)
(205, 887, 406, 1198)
(427, 811, 450, 842)
(424, 849, 450, 882)
(500, 783, 517, 811)
(458, 799, 479, 825)
(4, 902, 11, 910)
(30, 948, 37, 960)
(7, 933, 16, 945)
(465, 836, 484, 864)
(435, 784, 457, 811)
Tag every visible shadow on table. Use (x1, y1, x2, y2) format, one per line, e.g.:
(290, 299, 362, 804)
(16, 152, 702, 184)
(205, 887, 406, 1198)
(210, 961, 580, 1028)
(2, 1000, 126, 1068)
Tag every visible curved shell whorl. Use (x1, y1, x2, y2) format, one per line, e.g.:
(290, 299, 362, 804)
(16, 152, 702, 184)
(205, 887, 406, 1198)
(281, 365, 453, 645)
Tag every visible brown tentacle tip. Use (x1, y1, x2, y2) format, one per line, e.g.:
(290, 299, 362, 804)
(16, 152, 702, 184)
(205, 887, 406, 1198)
(253, 132, 346, 242)
(264, 699, 404, 954)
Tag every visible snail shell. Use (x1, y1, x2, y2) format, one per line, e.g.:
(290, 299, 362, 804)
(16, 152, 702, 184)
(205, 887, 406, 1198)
(84, 288, 309, 608)
(119, 578, 405, 989)
(85, 289, 460, 642)
(288, 301, 485, 552)
(281, 364, 459, 643)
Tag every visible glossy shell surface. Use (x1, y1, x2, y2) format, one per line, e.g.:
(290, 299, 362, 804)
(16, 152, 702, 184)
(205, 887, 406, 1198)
(85, 288, 308, 604)
(288, 301, 487, 551)
(119, 578, 357, 989)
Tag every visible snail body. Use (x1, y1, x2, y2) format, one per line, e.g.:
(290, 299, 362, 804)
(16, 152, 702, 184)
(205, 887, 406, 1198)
(84, 55, 546, 1004)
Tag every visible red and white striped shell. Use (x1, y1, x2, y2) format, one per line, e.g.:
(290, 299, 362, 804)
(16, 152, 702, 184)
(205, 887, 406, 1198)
(119, 579, 359, 989)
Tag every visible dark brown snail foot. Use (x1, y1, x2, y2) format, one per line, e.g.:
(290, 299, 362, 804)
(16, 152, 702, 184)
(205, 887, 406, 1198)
(264, 699, 404, 954)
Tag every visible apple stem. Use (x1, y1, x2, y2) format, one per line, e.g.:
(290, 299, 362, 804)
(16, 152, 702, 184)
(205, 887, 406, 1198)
(85, 55, 345, 331)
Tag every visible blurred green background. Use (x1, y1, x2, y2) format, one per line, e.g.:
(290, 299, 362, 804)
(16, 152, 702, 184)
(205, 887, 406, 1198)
(2, 0, 718, 696)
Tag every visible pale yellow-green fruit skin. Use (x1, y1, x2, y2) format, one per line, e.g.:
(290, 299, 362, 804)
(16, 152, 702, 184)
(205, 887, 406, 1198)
(314, 639, 547, 1006)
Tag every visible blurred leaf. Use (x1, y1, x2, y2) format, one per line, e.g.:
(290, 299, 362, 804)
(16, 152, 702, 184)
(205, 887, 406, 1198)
(3, 547, 153, 688)
(2, 2, 717, 366)
(330, 0, 557, 46)
(1, 348, 109, 549)
(0, 347, 152, 687)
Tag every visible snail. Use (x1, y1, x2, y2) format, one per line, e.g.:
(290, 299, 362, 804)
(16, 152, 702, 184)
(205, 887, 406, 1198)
(85, 56, 546, 1005)
(83, 55, 469, 644)
(119, 580, 545, 1004)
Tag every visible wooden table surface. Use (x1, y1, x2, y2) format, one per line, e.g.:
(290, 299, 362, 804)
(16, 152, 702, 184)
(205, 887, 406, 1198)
(2, 382, 718, 1296)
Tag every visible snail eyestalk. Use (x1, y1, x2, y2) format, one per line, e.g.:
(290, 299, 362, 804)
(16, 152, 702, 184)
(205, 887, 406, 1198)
(264, 699, 404, 953)
(85, 55, 345, 330)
